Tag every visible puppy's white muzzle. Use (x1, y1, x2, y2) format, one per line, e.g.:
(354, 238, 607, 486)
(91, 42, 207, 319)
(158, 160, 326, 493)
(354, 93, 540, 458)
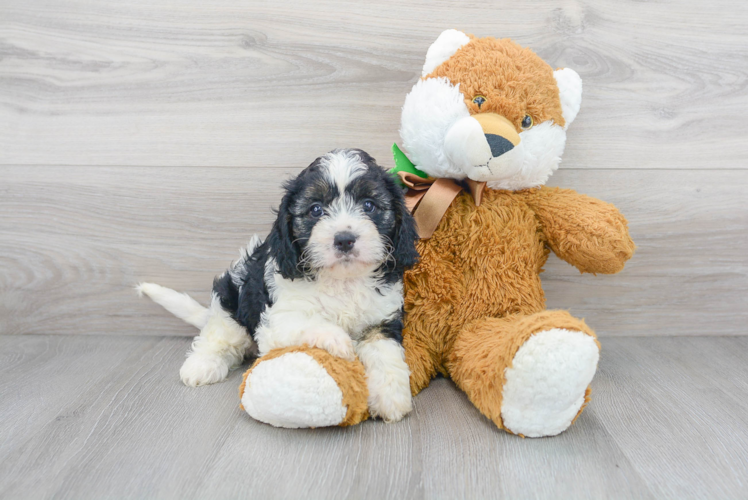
(308, 210, 384, 277)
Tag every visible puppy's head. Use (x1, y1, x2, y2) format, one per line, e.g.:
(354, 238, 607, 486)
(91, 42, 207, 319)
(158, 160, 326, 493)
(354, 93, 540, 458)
(268, 149, 419, 281)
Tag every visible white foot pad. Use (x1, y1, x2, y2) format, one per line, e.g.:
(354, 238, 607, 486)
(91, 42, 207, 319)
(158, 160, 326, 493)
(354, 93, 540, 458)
(241, 352, 347, 428)
(501, 329, 599, 437)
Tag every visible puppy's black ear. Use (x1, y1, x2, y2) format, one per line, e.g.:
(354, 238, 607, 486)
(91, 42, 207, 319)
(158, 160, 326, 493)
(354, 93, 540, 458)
(386, 173, 420, 276)
(267, 181, 303, 280)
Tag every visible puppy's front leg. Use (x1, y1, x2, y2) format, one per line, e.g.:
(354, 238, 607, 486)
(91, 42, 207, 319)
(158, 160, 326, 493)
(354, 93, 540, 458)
(180, 297, 253, 387)
(355, 333, 413, 423)
(299, 323, 356, 361)
(255, 311, 355, 361)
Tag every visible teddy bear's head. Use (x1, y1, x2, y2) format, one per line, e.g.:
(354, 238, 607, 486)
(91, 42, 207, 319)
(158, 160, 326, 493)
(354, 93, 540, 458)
(400, 30, 582, 191)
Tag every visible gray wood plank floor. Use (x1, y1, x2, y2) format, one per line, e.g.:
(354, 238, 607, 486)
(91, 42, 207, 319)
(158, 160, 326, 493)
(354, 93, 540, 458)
(1, 334, 747, 500)
(2, 1, 747, 499)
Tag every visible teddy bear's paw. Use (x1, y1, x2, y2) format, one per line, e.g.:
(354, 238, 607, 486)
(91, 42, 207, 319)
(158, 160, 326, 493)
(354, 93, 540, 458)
(241, 351, 347, 428)
(501, 328, 599, 437)
(180, 352, 230, 387)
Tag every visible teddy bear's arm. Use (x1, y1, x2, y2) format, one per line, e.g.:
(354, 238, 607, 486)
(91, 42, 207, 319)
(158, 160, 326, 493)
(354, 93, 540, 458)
(522, 186, 635, 274)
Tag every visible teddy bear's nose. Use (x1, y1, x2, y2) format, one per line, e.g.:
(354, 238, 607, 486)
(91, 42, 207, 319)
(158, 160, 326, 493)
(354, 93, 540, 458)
(472, 114, 521, 159)
(485, 134, 515, 158)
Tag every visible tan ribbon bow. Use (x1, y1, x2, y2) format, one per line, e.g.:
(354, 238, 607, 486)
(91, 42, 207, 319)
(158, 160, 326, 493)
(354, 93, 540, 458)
(397, 171, 487, 239)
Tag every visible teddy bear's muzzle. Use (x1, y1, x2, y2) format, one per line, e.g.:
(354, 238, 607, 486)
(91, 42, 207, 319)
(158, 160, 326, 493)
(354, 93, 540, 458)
(444, 112, 522, 175)
(473, 113, 520, 159)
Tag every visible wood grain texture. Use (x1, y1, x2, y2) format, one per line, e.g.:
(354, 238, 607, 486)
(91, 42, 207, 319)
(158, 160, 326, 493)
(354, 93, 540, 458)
(2, 334, 748, 499)
(1, 166, 745, 336)
(595, 336, 748, 499)
(1, 1, 746, 498)
(0, 335, 162, 459)
(1, 0, 747, 169)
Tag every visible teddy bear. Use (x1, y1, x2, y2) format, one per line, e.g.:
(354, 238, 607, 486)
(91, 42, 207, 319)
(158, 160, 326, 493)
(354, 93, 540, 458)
(239, 30, 635, 436)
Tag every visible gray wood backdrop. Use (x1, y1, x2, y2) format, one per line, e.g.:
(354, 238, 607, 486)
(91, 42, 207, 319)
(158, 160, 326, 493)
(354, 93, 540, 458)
(1, 0, 746, 337)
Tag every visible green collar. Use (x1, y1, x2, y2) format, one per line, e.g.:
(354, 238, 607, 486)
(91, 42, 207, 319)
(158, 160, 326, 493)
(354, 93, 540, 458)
(391, 143, 428, 186)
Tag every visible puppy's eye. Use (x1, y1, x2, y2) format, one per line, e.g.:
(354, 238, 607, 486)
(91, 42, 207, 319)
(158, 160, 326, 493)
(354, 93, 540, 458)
(362, 200, 376, 213)
(521, 115, 533, 130)
(309, 204, 324, 218)
(472, 95, 486, 108)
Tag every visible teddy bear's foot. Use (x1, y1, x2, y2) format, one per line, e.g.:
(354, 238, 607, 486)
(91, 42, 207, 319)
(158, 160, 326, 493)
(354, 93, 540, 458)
(501, 328, 599, 437)
(449, 310, 600, 437)
(239, 345, 369, 428)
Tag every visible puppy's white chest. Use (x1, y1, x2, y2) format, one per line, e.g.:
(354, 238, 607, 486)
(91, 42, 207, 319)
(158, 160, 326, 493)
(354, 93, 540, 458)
(315, 280, 393, 332)
(272, 274, 402, 335)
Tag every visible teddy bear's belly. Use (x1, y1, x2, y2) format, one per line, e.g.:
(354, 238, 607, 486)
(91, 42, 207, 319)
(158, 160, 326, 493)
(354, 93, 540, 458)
(404, 191, 549, 349)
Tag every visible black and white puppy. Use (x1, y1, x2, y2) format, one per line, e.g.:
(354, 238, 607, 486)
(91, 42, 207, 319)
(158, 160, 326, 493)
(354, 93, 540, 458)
(138, 149, 419, 422)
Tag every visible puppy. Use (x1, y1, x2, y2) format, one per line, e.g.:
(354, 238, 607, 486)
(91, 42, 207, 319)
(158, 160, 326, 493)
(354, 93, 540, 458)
(138, 149, 419, 422)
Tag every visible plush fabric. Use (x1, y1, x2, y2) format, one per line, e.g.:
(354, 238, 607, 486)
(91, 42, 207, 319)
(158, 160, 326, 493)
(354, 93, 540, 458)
(448, 311, 598, 433)
(499, 327, 599, 437)
(426, 36, 566, 130)
(240, 345, 369, 427)
(403, 188, 632, 397)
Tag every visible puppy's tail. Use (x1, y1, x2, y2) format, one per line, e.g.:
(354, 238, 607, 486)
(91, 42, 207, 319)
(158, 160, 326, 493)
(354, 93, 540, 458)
(136, 282, 209, 330)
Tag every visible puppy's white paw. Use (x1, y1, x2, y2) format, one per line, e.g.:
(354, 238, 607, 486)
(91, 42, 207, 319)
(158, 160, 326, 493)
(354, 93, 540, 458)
(357, 338, 413, 423)
(300, 326, 356, 361)
(368, 375, 413, 423)
(179, 353, 230, 387)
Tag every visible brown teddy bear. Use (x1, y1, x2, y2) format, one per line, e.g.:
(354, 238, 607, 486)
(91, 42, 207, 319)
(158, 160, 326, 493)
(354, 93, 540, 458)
(239, 30, 634, 436)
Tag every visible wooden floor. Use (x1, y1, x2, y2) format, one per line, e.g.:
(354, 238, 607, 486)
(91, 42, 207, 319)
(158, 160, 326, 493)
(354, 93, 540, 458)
(1, 335, 747, 500)
(2, 0, 748, 498)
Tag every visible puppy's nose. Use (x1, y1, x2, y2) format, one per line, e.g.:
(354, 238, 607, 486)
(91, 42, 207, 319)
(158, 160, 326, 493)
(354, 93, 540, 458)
(485, 134, 514, 158)
(334, 232, 357, 253)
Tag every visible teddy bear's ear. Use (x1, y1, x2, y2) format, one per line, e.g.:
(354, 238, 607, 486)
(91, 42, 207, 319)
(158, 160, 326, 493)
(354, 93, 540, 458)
(553, 68, 583, 129)
(422, 29, 470, 77)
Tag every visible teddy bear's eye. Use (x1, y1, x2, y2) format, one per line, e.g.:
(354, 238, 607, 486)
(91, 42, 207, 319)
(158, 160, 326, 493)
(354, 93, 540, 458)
(472, 95, 486, 108)
(521, 115, 533, 130)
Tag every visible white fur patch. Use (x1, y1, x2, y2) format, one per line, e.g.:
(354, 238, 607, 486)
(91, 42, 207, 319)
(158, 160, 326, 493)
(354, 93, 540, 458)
(136, 282, 209, 329)
(400, 77, 470, 180)
(501, 328, 599, 437)
(356, 337, 412, 422)
(320, 149, 367, 193)
(254, 272, 403, 357)
(179, 295, 254, 387)
(228, 234, 263, 288)
(301, 324, 355, 361)
(422, 29, 471, 77)
(242, 352, 347, 428)
(554, 68, 583, 129)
